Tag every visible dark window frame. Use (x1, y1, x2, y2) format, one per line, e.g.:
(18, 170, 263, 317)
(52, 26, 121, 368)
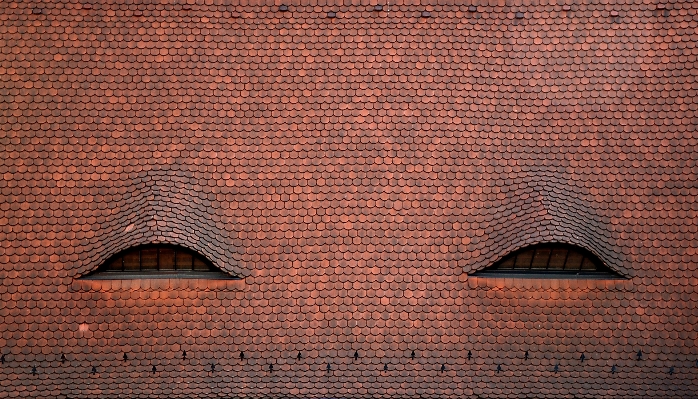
(471, 243, 624, 279)
(82, 244, 239, 280)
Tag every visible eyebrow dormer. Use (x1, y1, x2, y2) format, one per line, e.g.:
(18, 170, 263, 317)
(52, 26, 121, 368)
(471, 243, 623, 279)
(82, 244, 240, 280)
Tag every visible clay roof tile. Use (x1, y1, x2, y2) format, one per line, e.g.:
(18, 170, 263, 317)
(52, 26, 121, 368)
(1, 0, 697, 396)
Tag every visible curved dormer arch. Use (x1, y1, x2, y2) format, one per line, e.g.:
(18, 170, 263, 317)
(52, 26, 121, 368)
(471, 242, 624, 278)
(74, 171, 249, 279)
(463, 176, 629, 278)
(81, 243, 239, 280)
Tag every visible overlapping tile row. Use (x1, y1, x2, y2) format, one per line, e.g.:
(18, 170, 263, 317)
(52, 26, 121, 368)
(1, 0, 697, 397)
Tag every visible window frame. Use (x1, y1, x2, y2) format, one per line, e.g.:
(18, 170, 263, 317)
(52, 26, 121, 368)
(471, 243, 624, 279)
(81, 244, 240, 280)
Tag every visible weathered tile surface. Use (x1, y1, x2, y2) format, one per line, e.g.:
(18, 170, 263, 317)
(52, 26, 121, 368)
(1, 0, 697, 397)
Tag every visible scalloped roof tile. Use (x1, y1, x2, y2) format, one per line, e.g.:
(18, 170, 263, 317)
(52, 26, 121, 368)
(1, 0, 697, 397)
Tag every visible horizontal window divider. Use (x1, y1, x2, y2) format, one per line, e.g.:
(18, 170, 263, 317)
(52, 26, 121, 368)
(81, 270, 241, 280)
(471, 270, 626, 280)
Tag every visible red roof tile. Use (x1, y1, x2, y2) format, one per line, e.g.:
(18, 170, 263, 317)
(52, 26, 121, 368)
(1, 0, 698, 397)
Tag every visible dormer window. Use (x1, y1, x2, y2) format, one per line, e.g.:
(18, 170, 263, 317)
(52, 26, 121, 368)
(82, 244, 239, 280)
(472, 243, 623, 278)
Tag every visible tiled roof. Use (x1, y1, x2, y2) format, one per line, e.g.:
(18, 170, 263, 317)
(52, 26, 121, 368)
(1, 0, 697, 397)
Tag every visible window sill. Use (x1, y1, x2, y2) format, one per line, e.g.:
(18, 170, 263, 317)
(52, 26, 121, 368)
(81, 271, 240, 280)
(73, 274, 245, 291)
(470, 271, 626, 280)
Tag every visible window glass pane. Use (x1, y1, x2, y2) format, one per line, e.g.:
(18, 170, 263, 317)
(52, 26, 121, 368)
(106, 257, 123, 271)
(158, 248, 176, 270)
(514, 250, 534, 269)
(193, 256, 211, 271)
(531, 248, 552, 269)
(496, 256, 515, 269)
(123, 251, 140, 270)
(176, 252, 193, 271)
(548, 249, 568, 270)
(580, 257, 597, 270)
(474, 244, 614, 277)
(564, 251, 584, 270)
(141, 248, 158, 270)
(93, 245, 234, 279)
